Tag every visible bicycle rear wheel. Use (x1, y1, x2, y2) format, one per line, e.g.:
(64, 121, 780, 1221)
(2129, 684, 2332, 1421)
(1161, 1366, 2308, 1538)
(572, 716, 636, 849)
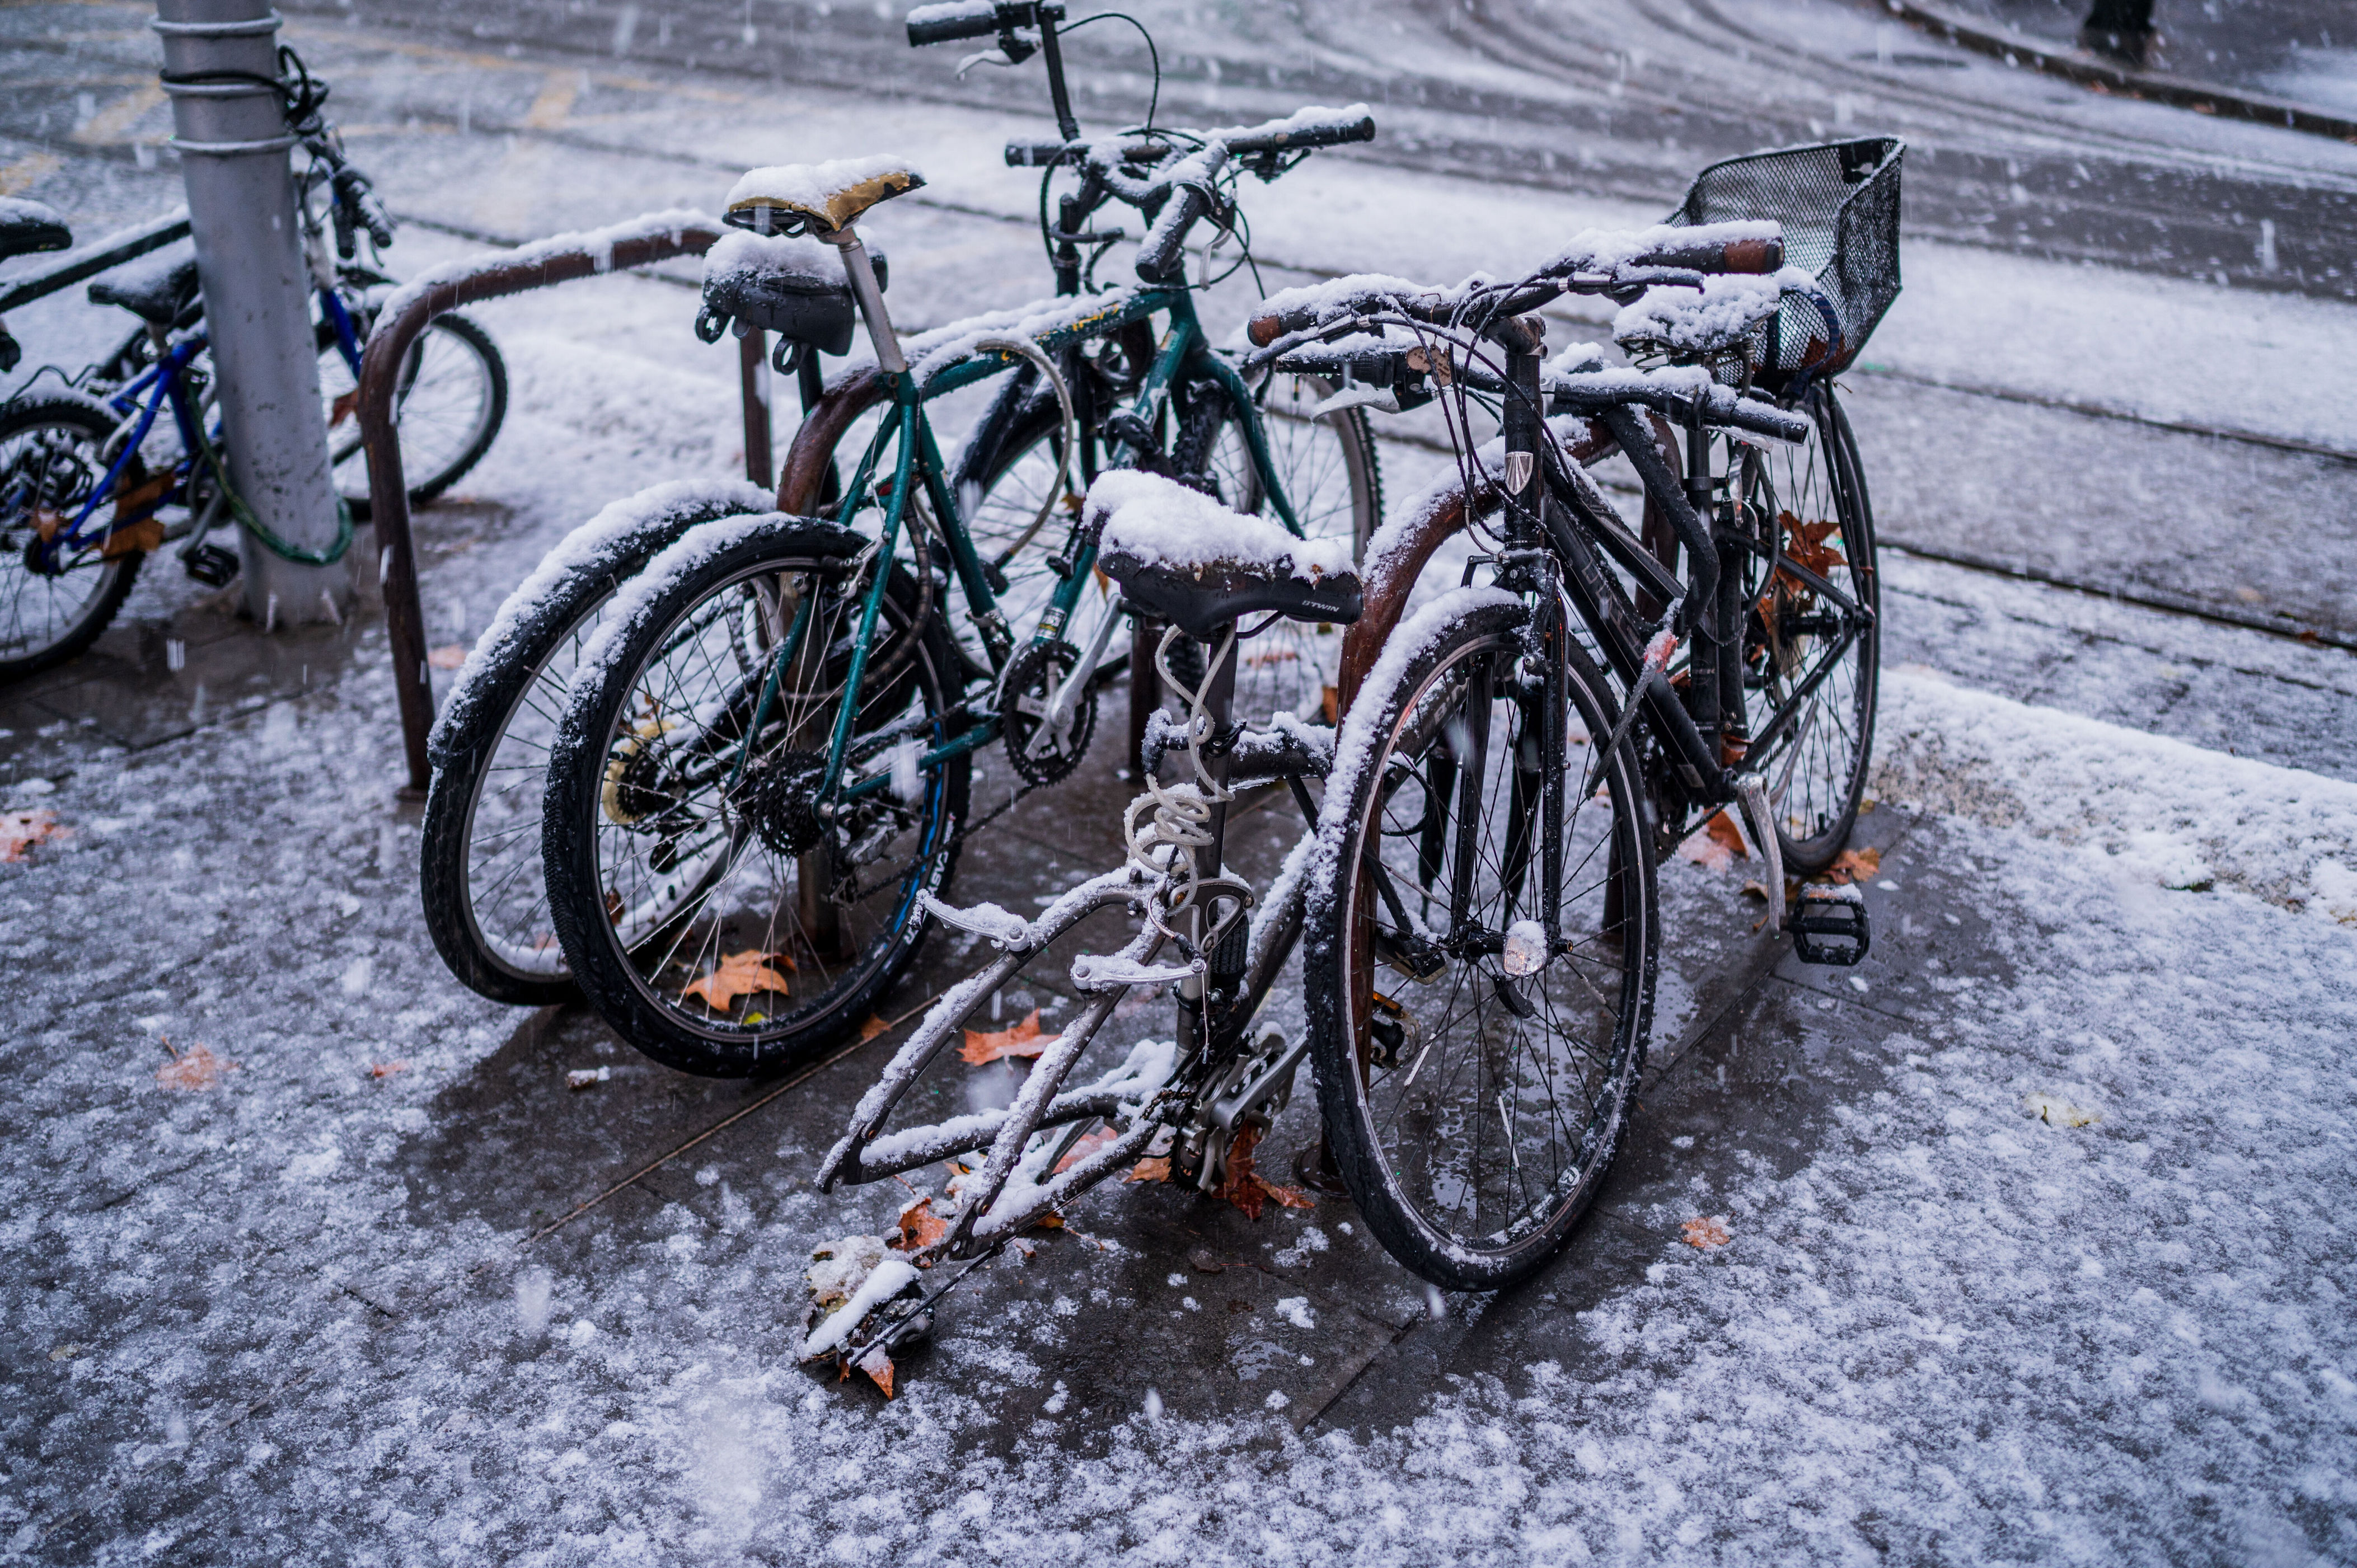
(1733, 382, 1878, 874)
(0, 396, 147, 682)
(1305, 591, 1656, 1292)
(543, 514, 968, 1078)
(419, 480, 777, 1006)
(319, 311, 507, 520)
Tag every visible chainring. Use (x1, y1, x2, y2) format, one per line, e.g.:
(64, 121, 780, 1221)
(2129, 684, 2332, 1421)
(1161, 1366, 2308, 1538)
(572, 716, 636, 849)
(999, 639, 1096, 787)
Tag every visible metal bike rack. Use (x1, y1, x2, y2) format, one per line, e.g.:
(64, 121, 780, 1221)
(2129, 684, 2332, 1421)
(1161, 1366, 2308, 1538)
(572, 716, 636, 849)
(354, 214, 763, 795)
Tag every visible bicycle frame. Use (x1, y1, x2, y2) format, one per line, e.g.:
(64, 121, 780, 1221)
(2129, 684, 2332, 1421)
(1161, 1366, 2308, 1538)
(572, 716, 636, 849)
(30, 274, 372, 574)
(798, 280, 1305, 812)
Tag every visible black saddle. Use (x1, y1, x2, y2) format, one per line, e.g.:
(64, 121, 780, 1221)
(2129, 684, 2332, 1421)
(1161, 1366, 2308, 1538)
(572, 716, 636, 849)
(1090, 472, 1362, 642)
(88, 243, 201, 328)
(0, 198, 71, 264)
(697, 233, 885, 357)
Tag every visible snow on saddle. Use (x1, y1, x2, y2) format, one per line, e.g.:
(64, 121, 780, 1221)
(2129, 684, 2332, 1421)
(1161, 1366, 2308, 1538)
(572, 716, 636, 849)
(722, 154, 925, 237)
(1087, 469, 1361, 641)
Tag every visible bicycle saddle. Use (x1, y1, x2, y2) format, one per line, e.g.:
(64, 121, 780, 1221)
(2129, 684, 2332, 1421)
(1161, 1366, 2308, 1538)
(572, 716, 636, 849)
(0, 197, 71, 262)
(723, 155, 925, 237)
(88, 241, 200, 327)
(1089, 470, 1361, 641)
(697, 230, 887, 357)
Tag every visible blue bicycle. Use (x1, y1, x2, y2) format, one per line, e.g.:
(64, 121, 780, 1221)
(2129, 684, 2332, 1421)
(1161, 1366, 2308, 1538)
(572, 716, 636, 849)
(0, 50, 504, 679)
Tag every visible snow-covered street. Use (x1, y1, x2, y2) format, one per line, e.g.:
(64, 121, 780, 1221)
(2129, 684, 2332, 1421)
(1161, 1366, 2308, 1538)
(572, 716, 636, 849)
(3, 3, 2355, 1562)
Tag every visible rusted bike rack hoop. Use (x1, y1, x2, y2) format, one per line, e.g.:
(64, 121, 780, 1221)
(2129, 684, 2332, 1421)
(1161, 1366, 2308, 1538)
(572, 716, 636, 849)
(355, 210, 732, 793)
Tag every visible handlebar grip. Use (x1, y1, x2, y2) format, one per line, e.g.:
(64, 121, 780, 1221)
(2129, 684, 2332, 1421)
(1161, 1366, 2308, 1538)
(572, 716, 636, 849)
(907, 1, 1005, 45)
(1721, 396, 1812, 444)
(1630, 234, 1785, 275)
(1005, 140, 1075, 168)
(1221, 110, 1376, 157)
(0, 323, 18, 376)
(1135, 183, 1210, 283)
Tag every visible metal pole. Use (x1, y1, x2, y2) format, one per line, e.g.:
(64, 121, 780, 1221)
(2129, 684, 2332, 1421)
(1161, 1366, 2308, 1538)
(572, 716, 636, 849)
(155, 0, 349, 627)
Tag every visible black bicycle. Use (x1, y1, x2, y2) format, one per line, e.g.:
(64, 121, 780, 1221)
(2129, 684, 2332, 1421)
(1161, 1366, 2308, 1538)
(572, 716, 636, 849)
(798, 147, 1900, 1368)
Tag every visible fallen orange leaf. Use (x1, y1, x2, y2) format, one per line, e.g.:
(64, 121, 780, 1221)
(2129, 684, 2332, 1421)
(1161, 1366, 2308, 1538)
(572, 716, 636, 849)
(856, 1344, 895, 1397)
(1253, 1174, 1316, 1211)
(427, 645, 469, 670)
(367, 1060, 410, 1079)
(888, 1195, 949, 1254)
(1, 809, 69, 863)
(1053, 1126, 1116, 1175)
(857, 1013, 891, 1042)
(960, 1009, 1049, 1065)
(1215, 1126, 1269, 1220)
(680, 949, 795, 1011)
(1682, 1215, 1731, 1250)
(1676, 810, 1747, 872)
(1823, 846, 1881, 885)
(1125, 1157, 1172, 1184)
(156, 1040, 232, 1091)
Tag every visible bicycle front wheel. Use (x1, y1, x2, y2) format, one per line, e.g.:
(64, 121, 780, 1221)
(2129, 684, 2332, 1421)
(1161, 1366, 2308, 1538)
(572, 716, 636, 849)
(543, 514, 969, 1078)
(320, 311, 507, 520)
(1305, 591, 1656, 1292)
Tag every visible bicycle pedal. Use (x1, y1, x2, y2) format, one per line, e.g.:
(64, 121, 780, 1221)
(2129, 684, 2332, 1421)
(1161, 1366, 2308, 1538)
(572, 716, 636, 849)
(1787, 884, 1869, 966)
(183, 542, 240, 587)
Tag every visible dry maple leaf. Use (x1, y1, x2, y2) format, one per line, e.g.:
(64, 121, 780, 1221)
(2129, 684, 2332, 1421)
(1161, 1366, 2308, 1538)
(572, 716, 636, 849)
(1253, 1175, 1316, 1211)
(680, 949, 795, 1011)
(855, 1344, 896, 1397)
(1125, 1156, 1173, 1184)
(888, 1195, 949, 1254)
(156, 1040, 232, 1091)
(427, 645, 470, 670)
(1779, 510, 1846, 578)
(857, 1013, 891, 1043)
(1675, 810, 1748, 872)
(1214, 1126, 1269, 1220)
(2, 809, 70, 864)
(960, 1009, 1049, 1065)
(1681, 1215, 1731, 1250)
(1053, 1126, 1117, 1175)
(366, 1060, 410, 1079)
(1823, 846, 1881, 885)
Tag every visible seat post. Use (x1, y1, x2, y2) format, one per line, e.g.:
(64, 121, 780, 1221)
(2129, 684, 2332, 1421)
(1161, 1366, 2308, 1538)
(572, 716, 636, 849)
(822, 224, 904, 375)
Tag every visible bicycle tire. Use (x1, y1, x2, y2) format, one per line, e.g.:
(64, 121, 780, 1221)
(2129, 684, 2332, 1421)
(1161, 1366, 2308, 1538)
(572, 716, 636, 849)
(1171, 368, 1380, 724)
(1304, 591, 1657, 1292)
(0, 395, 148, 683)
(318, 311, 507, 522)
(1734, 382, 1878, 874)
(419, 478, 777, 1006)
(543, 514, 969, 1078)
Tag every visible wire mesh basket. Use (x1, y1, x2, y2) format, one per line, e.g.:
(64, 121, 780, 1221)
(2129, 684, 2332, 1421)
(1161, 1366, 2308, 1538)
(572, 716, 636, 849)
(1665, 137, 1903, 391)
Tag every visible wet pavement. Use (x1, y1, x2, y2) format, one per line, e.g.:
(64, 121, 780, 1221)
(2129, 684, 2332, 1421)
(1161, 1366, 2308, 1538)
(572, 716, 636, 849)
(4, 3, 2357, 1557)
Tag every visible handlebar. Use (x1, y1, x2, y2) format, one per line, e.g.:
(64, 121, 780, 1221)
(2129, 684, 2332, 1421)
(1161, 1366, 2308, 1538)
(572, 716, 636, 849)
(1134, 145, 1226, 284)
(1217, 110, 1375, 158)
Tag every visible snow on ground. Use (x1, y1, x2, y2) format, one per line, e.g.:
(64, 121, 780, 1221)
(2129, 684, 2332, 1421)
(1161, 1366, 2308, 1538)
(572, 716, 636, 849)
(6, 54, 2357, 1563)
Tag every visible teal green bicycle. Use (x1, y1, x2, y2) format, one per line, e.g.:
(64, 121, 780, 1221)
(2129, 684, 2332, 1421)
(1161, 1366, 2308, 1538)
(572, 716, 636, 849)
(540, 77, 1381, 1077)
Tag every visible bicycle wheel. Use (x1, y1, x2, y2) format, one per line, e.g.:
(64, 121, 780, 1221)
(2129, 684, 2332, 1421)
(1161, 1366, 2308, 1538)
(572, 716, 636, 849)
(0, 396, 147, 682)
(543, 514, 969, 1078)
(1732, 382, 1878, 874)
(1305, 591, 1656, 1292)
(1174, 369, 1381, 724)
(318, 311, 507, 521)
(419, 478, 778, 1006)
